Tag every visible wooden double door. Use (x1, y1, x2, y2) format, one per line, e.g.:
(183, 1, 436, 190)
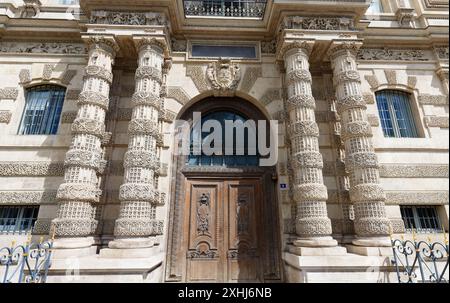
(182, 178, 267, 282)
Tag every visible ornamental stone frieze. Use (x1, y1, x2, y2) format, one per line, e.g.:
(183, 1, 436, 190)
(206, 59, 241, 96)
(0, 88, 19, 100)
(89, 11, 168, 26)
(282, 16, 355, 31)
(0, 111, 12, 124)
(329, 41, 391, 245)
(0, 162, 64, 176)
(357, 48, 429, 61)
(51, 35, 119, 241)
(0, 191, 57, 205)
(435, 46, 449, 60)
(379, 164, 449, 178)
(0, 42, 87, 54)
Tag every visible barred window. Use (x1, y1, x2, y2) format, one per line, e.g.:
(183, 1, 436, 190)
(376, 90, 419, 138)
(401, 206, 441, 233)
(19, 85, 66, 135)
(0, 206, 39, 234)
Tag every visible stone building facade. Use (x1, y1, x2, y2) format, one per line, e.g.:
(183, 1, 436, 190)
(0, 0, 448, 282)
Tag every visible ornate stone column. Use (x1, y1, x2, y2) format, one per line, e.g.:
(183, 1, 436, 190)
(51, 36, 119, 253)
(328, 41, 391, 248)
(282, 41, 337, 249)
(107, 37, 166, 250)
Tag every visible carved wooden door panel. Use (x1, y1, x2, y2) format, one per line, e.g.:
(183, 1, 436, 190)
(183, 179, 262, 282)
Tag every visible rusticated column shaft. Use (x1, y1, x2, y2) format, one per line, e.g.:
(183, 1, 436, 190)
(329, 41, 390, 246)
(51, 37, 118, 239)
(284, 41, 336, 247)
(109, 38, 165, 248)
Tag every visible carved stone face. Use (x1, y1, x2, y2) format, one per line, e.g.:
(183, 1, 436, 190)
(217, 64, 232, 88)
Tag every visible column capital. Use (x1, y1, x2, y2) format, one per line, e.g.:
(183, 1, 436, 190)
(276, 39, 315, 61)
(327, 39, 363, 60)
(133, 36, 169, 56)
(82, 34, 120, 57)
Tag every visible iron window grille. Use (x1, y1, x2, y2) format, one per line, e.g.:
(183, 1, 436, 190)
(400, 205, 442, 233)
(0, 206, 39, 234)
(19, 85, 66, 135)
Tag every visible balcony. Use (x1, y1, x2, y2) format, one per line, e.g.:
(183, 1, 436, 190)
(183, 0, 267, 19)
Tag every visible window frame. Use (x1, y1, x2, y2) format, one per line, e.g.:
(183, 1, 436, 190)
(0, 206, 39, 235)
(400, 205, 442, 233)
(18, 84, 66, 135)
(375, 89, 420, 138)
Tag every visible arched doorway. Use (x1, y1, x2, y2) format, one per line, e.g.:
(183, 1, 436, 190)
(165, 96, 282, 282)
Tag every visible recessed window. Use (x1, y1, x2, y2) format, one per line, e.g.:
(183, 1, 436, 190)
(19, 85, 66, 135)
(0, 206, 39, 234)
(191, 44, 257, 59)
(400, 206, 441, 233)
(375, 90, 419, 138)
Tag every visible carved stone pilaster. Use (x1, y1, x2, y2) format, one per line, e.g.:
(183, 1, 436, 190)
(282, 41, 336, 248)
(109, 37, 167, 247)
(329, 41, 391, 247)
(51, 36, 118, 239)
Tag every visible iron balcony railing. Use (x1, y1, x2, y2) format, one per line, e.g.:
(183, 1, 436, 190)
(183, 0, 268, 19)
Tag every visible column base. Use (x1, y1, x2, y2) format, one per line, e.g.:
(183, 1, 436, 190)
(51, 237, 96, 259)
(352, 236, 391, 247)
(108, 237, 155, 249)
(293, 236, 338, 247)
(288, 245, 347, 256)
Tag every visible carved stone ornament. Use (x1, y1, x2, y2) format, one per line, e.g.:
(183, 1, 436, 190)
(282, 16, 355, 31)
(89, 11, 168, 26)
(0, 42, 87, 54)
(207, 59, 241, 96)
(357, 48, 428, 61)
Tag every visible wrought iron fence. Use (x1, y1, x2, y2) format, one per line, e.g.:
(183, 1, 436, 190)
(183, 0, 267, 19)
(0, 236, 53, 283)
(391, 232, 449, 283)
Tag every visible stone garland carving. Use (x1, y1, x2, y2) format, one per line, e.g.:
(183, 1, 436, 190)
(171, 38, 187, 52)
(207, 59, 241, 96)
(261, 40, 276, 54)
(0, 42, 87, 54)
(418, 94, 448, 105)
(0, 190, 57, 205)
(42, 64, 55, 81)
(19, 69, 31, 84)
(424, 116, 449, 128)
(384, 70, 397, 85)
(0, 162, 64, 176)
(282, 16, 355, 31)
(89, 11, 168, 26)
(364, 74, 379, 89)
(435, 46, 449, 60)
(379, 164, 449, 178)
(357, 48, 429, 61)
(260, 88, 282, 106)
(167, 86, 190, 105)
(186, 64, 209, 93)
(111, 38, 166, 243)
(329, 41, 391, 239)
(51, 36, 118, 238)
(283, 42, 335, 244)
(385, 191, 449, 205)
(61, 70, 77, 85)
(239, 66, 261, 93)
(0, 88, 19, 100)
(0, 111, 12, 123)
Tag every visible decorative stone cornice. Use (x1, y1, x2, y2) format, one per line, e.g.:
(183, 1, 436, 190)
(424, 116, 449, 128)
(357, 48, 429, 61)
(0, 111, 12, 124)
(379, 164, 449, 178)
(0, 162, 64, 176)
